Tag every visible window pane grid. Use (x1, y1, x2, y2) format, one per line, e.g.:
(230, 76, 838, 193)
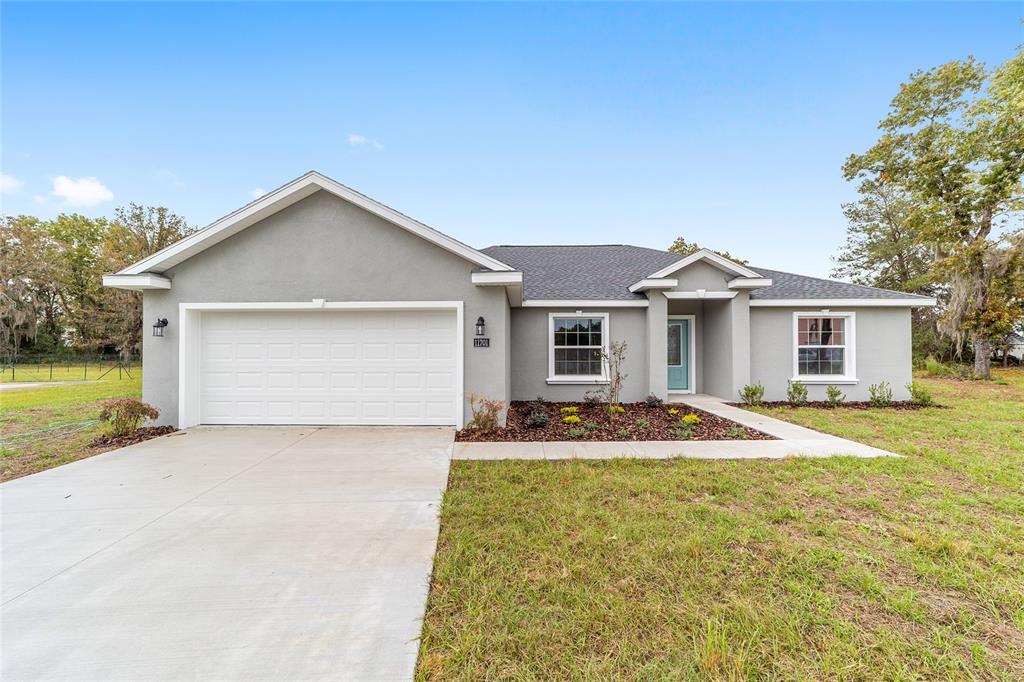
(797, 316, 848, 376)
(552, 316, 605, 377)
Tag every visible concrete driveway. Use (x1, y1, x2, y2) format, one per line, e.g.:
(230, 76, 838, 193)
(1, 426, 453, 681)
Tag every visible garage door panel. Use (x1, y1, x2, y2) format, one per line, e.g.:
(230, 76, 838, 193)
(199, 310, 458, 425)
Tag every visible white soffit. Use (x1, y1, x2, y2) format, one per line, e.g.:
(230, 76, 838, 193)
(101, 274, 172, 290)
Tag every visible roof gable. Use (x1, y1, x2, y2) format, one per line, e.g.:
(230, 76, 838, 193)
(119, 171, 513, 275)
(643, 248, 760, 280)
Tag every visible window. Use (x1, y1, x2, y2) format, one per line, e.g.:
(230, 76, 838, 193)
(548, 313, 609, 383)
(793, 312, 856, 382)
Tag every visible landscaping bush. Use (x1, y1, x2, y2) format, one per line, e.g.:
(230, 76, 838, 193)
(786, 380, 809, 406)
(607, 404, 625, 416)
(567, 427, 586, 439)
(724, 424, 748, 439)
(98, 398, 160, 437)
(584, 421, 600, 431)
(825, 385, 846, 406)
(682, 413, 701, 425)
(559, 406, 579, 414)
(868, 382, 893, 407)
(582, 391, 602, 406)
(562, 415, 581, 424)
(739, 382, 765, 405)
(527, 410, 549, 428)
(635, 419, 651, 429)
(615, 428, 630, 438)
(906, 381, 935, 406)
(644, 394, 663, 407)
(467, 393, 505, 431)
(924, 356, 948, 377)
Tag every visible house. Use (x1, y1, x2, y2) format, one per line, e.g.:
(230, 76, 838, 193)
(103, 171, 936, 428)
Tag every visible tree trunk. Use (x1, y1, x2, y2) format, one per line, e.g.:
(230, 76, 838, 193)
(973, 337, 992, 380)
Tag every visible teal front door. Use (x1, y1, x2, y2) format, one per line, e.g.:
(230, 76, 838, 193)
(667, 319, 690, 391)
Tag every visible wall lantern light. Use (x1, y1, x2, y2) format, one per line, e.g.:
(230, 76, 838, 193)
(152, 318, 169, 337)
(475, 316, 486, 336)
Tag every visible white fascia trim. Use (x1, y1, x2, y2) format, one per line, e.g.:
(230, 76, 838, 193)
(627, 278, 678, 293)
(522, 299, 649, 308)
(663, 290, 737, 300)
(121, 171, 514, 275)
(728, 277, 773, 290)
(177, 300, 465, 429)
(471, 271, 523, 286)
(751, 298, 936, 307)
(102, 274, 172, 290)
(644, 248, 760, 280)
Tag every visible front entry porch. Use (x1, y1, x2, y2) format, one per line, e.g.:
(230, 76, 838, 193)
(667, 316, 695, 393)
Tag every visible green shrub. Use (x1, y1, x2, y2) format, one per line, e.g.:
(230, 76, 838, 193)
(567, 427, 586, 439)
(906, 381, 935, 406)
(724, 424, 748, 440)
(615, 428, 630, 438)
(868, 382, 893, 407)
(739, 382, 765, 406)
(644, 394, 663, 407)
(559, 406, 578, 414)
(467, 393, 505, 431)
(584, 421, 600, 431)
(667, 407, 680, 416)
(786, 380, 809, 406)
(635, 419, 651, 429)
(670, 425, 694, 439)
(607, 404, 625, 416)
(98, 398, 160, 437)
(825, 385, 845, 406)
(562, 415, 581, 424)
(682, 413, 701, 425)
(527, 410, 549, 428)
(924, 356, 948, 377)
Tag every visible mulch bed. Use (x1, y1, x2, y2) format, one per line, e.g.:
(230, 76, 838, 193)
(456, 401, 775, 442)
(90, 425, 177, 449)
(730, 401, 939, 410)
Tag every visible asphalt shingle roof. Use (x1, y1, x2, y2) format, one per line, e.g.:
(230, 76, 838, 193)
(481, 244, 932, 302)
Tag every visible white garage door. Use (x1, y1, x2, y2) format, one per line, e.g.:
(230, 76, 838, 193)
(199, 309, 459, 425)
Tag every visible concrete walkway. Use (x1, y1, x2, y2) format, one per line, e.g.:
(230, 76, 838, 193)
(452, 395, 897, 460)
(1, 426, 453, 681)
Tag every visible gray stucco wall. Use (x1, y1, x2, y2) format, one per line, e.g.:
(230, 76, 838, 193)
(509, 307, 649, 403)
(141, 190, 510, 426)
(673, 260, 735, 292)
(749, 307, 913, 402)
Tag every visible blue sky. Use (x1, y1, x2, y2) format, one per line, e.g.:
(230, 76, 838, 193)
(2, 2, 1020, 277)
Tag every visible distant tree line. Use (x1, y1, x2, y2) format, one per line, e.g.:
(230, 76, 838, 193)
(1, 206, 195, 360)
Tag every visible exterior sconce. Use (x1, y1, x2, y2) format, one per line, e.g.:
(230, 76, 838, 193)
(475, 317, 486, 336)
(152, 318, 169, 337)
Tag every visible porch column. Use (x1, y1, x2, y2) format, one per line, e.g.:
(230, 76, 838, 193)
(729, 291, 751, 399)
(647, 292, 668, 399)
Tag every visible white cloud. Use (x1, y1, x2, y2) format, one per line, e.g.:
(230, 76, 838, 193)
(1, 173, 24, 194)
(347, 133, 384, 150)
(51, 175, 113, 206)
(250, 187, 267, 200)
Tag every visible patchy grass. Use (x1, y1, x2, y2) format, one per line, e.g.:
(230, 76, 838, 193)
(0, 374, 142, 481)
(417, 370, 1024, 680)
(0, 361, 140, 383)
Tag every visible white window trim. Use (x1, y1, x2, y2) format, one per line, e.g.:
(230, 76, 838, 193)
(547, 312, 610, 385)
(792, 311, 857, 384)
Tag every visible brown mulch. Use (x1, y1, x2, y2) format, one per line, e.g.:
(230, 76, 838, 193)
(456, 401, 775, 442)
(729, 401, 939, 410)
(89, 425, 177, 449)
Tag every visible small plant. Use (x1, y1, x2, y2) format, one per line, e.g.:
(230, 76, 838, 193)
(906, 381, 935, 406)
(466, 393, 505, 431)
(636, 419, 651, 429)
(724, 424, 749, 439)
(667, 407, 680, 416)
(682, 413, 701, 425)
(567, 427, 587, 439)
(786, 380, 809, 406)
(615, 428, 630, 438)
(644, 394, 663, 407)
(825, 385, 845, 406)
(670, 426, 694, 439)
(739, 382, 765, 406)
(584, 421, 600, 431)
(924, 356, 948, 377)
(559, 406, 579, 414)
(527, 410, 549, 428)
(868, 381, 893, 407)
(562, 414, 581, 424)
(607, 404, 625, 416)
(582, 391, 602, 406)
(98, 398, 160, 437)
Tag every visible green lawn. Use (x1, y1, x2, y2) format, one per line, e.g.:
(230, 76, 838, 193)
(0, 361, 139, 383)
(0, 374, 142, 481)
(417, 370, 1024, 680)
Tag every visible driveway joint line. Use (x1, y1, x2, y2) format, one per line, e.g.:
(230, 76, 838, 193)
(0, 428, 322, 608)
